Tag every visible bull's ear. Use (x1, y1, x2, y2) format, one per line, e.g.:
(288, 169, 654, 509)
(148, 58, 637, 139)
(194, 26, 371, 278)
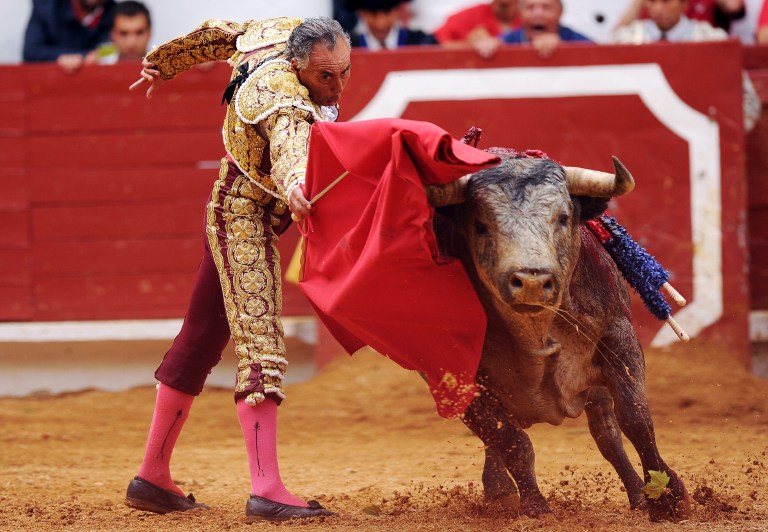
(577, 197, 610, 223)
(425, 174, 470, 207)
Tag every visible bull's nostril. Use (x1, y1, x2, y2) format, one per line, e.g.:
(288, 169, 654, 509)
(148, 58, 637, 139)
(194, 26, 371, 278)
(509, 270, 555, 299)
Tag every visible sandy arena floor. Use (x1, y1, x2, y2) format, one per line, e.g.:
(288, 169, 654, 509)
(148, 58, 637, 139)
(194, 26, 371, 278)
(0, 339, 766, 531)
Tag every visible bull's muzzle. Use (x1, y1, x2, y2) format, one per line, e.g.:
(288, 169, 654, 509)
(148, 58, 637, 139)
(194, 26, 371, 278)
(507, 268, 557, 310)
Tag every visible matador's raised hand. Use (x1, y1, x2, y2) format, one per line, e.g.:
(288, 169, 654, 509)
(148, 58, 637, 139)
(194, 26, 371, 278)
(129, 58, 165, 99)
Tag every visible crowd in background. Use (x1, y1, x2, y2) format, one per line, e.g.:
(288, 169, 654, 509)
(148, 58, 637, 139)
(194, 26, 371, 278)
(24, 0, 768, 69)
(23, 0, 768, 72)
(24, 0, 150, 73)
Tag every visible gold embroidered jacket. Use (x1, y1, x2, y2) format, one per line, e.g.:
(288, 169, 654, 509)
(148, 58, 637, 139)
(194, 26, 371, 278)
(146, 17, 334, 201)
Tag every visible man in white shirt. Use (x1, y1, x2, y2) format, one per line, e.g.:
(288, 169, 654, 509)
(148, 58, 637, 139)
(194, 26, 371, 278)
(346, 0, 437, 50)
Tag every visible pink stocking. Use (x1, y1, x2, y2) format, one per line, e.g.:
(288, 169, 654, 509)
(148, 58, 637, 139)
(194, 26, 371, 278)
(137, 383, 193, 497)
(237, 397, 307, 506)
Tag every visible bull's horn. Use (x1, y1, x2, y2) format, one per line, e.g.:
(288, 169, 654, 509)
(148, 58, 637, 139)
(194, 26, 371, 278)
(563, 156, 635, 197)
(425, 174, 470, 207)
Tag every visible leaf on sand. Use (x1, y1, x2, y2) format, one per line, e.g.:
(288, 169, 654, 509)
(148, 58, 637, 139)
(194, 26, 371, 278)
(643, 469, 670, 499)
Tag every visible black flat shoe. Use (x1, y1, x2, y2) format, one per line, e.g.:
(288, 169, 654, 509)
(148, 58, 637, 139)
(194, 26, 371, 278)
(245, 494, 336, 522)
(125, 476, 210, 514)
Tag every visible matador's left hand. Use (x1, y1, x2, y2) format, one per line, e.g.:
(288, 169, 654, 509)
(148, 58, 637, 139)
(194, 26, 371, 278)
(129, 58, 165, 99)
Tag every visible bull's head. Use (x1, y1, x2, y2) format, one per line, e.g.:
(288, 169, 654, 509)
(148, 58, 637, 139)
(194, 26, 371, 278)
(429, 156, 633, 319)
(426, 156, 634, 208)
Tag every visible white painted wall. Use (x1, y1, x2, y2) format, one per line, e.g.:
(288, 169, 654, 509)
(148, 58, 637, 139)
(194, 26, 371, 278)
(0, 2, 32, 64)
(408, 0, 479, 33)
(559, 1, 634, 43)
(145, 0, 333, 50)
(731, 0, 763, 44)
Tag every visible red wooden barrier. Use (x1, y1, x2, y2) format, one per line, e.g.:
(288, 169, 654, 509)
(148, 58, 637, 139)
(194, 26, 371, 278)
(0, 61, 307, 321)
(744, 46, 768, 314)
(0, 42, 761, 365)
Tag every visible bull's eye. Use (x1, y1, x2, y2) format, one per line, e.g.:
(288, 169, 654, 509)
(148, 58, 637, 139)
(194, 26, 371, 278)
(558, 214, 570, 227)
(474, 220, 489, 235)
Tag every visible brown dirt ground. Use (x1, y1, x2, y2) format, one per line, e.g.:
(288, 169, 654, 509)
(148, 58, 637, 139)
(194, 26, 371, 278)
(0, 339, 766, 531)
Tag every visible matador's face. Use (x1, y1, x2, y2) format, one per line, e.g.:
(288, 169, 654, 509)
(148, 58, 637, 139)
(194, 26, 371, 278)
(292, 41, 352, 108)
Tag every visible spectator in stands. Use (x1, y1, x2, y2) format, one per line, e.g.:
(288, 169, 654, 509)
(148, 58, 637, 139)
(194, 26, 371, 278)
(708, 0, 747, 30)
(614, 0, 761, 132)
(333, 0, 360, 33)
(501, 0, 591, 58)
(23, 0, 117, 74)
(616, 0, 746, 33)
(756, 0, 768, 41)
(346, 0, 437, 49)
(96, 1, 151, 64)
(434, 0, 520, 58)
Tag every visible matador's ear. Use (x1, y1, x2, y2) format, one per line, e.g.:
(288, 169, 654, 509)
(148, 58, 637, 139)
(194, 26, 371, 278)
(290, 57, 300, 75)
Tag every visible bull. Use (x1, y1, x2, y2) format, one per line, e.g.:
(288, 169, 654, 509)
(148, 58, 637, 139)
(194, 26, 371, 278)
(426, 151, 691, 522)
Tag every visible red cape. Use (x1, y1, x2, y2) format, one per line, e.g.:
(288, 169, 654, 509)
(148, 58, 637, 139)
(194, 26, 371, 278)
(299, 118, 500, 418)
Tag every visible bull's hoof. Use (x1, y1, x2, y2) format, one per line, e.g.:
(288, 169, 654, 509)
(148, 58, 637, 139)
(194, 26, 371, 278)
(647, 472, 691, 522)
(520, 495, 552, 518)
(629, 493, 648, 511)
(481, 450, 519, 508)
(627, 482, 649, 511)
(485, 492, 521, 513)
(482, 473, 519, 504)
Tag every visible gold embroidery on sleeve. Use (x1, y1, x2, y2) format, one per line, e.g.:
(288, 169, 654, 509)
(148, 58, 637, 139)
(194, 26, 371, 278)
(266, 111, 312, 198)
(146, 19, 245, 79)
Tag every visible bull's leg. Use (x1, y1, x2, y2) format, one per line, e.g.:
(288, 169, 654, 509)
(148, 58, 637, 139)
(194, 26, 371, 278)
(612, 392, 690, 521)
(482, 448, 520, 510)
(584, 386, 646, 510)
(601, 339, 691, 522)
(462, 394, 550, 517)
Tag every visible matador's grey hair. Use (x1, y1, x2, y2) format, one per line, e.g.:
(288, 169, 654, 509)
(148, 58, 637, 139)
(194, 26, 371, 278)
(285, 17, 350, 68)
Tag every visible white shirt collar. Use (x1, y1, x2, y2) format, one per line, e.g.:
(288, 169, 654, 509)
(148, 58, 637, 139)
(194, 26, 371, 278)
(646, 16, 693, 42)
(358, 22, 401, 51)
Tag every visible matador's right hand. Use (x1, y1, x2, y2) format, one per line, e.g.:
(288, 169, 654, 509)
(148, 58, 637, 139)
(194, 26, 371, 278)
(129, 58, 165, 99)
(289, 184, 312, 222)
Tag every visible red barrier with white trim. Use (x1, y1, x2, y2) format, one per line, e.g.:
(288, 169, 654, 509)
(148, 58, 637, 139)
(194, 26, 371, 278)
(0, 42, 752, 363)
